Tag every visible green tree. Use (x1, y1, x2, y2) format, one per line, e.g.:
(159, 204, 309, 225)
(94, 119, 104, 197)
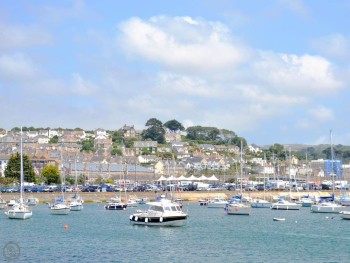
(4, 153, 36, 182)
(49, 135, 59, 144)
(164, 119, 185, 132)
(41, 165, 61, 185)
(79, 138, 95, 152)
(111, 131, 124, 143)
(111, 148, 123, 156)
(142, 118, 165, 143)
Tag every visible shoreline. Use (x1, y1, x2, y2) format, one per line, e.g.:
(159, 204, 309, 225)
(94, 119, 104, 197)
(0, 190, 335, 203)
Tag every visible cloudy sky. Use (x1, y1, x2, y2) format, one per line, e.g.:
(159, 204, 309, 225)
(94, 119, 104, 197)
(1, 0, 350, 145)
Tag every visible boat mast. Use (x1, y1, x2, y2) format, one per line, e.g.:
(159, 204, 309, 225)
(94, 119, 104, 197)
(240, 140, 243, 197)
(289, 148, 292, 200)
(20, 126, 24, 203)
(330, 129, 335, 201)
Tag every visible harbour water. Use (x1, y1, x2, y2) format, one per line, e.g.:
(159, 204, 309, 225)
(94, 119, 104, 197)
(1, 203, 350, 262)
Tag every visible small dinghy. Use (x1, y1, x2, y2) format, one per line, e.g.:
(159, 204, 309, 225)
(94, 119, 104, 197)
(273, 217, 285, 221)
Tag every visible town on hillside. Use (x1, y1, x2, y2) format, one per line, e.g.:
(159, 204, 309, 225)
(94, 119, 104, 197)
(1, 120, 350, 190)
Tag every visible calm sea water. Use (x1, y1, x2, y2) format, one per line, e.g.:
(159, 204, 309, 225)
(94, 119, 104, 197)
(1, 202, 350, 263)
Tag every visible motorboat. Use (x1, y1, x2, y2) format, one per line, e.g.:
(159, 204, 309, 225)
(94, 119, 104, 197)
(26, 197, 39, 206)
(271, 199, 301, 210)
(273, 217, 286, 221)
(339, 211, 350, 220)
(105, 202, 127, 210)
(251, 199, 272, 208)
(129, 198, 187, 226)
(198, 198, 209, 206)
(7, 199, 18, 207)
(0, 197, 7, 209)
(207, 197, 228, 208)
(311, 201, 344, 213)
(174, 198, 184, 208)
(127, 197, 138, 207)
(136, 197, 148, 205)
(225, 197, 251, 215)
(5, 200, 33, 219)
(299, 197, 314, 207)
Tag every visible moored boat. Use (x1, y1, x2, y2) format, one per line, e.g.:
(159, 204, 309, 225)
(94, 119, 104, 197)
(129, 198, 187, 227)
(251, 199, 272, 208)
(207, 196, 227, 208)
(271, 199, 301, 210)
(339, 211, 350, 220)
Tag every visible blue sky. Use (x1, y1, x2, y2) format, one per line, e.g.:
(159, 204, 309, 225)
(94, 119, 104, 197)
(1, 0, 350, 146)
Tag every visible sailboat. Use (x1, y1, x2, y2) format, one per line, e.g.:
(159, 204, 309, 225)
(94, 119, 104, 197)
(105, 160, 127, 210)
(251, 153, 272, 208)
(271, 148, 301, 210)
(69, 155, 83, 211)
(5, 126, 32, 220)
(225, 141, 251, 215)
(0, 196, 7, 209)
(311, 130, 343, 213)
(299, 152, 314, 207)
(50, 148, 70, 215)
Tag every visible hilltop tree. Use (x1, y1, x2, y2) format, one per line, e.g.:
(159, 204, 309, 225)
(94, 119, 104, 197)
(142, 118, 165, 143)
(4, 153, 36, 182)
(164, 119, 185, 133)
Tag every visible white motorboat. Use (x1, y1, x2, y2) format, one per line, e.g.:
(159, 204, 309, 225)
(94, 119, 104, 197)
(129, 198, 187, 227)
(5, 127, 32, 220)
(7, 199, 18, 207)
(310, 201, 344, 213)
(339, 211, 350, 220)
(207, 197, 227, 208)
(0, 197, 7, 209)
(105, 202, 127, 210)
(271, 199, 301, 210)
(273, 217, 286, 221)
(251, 199, 272, 208)
(26, 197, 39, 206)
(127, 197, 138, 207)
(136, 197, 148, 205)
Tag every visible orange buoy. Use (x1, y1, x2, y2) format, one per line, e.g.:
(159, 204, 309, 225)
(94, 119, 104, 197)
(64, 225, 69, 230)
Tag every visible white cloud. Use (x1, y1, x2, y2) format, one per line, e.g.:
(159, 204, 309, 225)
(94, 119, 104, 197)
(0, 23, 52, 51)
(0, 53, 41, 82)
(119, 16, 249, 73)
(310, 34, 350, 60)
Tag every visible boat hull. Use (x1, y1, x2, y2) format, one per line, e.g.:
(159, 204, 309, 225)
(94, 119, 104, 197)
(340, 211, 350, 219)
(207, 202, 227, 208)
(70, 204, 83, 211)
(227, 206, 251, 215)
(50, 207, 70, 215)
(105, 203, 127, 210)
(5, 210, 32, 220)
(310, 204, 343, 213)
(251, 201, 271, 208)
(129, 215, 187, 227)
(271, 204, 301, 210)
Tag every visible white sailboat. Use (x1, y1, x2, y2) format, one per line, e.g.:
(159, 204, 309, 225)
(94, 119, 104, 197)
(105, 160, 127, 210)
(251, 153, 272, 208)
(5, 127, 32, 220)
(50, 148, 70, 215)
(226, 141, 251, 215)
(69, 155, 83, 211)
(271, 148, 301, 210)
(311, 130, 343, 213)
